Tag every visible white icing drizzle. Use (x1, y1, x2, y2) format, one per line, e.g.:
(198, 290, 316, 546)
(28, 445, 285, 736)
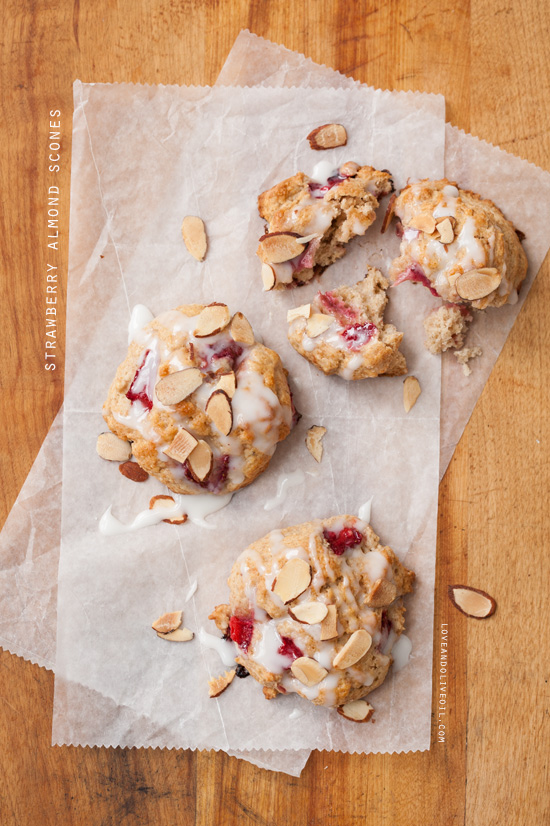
(311, 160, 337, 183)
(128, 304, 155, 345)
(390, 634, 412, 672)
(198, 628, 236, 667)
(98, 492, 232, 535)
(263, 469, 306, 511)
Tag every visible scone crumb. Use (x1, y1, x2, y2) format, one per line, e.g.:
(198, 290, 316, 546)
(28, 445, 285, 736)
(306, 425, 327, 463)
(423, 305, 470, 355)
(454, 346, 482, 376)
(208, 603, 231, 634)
(208, 669, 236, 698)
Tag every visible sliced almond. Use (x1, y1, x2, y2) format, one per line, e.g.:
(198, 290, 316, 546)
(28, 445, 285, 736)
(455, 268, 501, 301)
(96, 432, 132, 462)
(409, 213, 436, 234)
(230, 312, 255, 346)
(306, 313, 334, 338)
(257, 232, 305, 264)
(448, 585, 496, 618)
(216, 371, 236, 398)
(290, 657, 328, 686)
(152, 610, 183, 634)
(119, 461, 149, 483)
(193, 303, 231, 338)
(337, 700, 374, 723)
(209, 669, 236, 698)
(149, 494, 187, 525)
(366, 578, 398, 608)
(261, 263, 277, 291)
(157, 627, 194, 642)
(205, 389, 233, 436)
(181, 215, 207, 261)
(381, 192, 397, 234)
(295, 233, 321, 244)
(403, 376, 421, 413)
(320, 605, 338, 641)
(339, 161, 360, 177)
(306, 425, 326, 463)
(187, 439, 213, 482)
(307, 123, 348, 150)
(272, 558, 312, 604)
(155, 367, 203, 406)
(163, 428, 198, 463)
(436, 217, 455, 244)
(289, 602, 328, 625)
(333, 629, 372, 669)
(287, 303, 312, 324)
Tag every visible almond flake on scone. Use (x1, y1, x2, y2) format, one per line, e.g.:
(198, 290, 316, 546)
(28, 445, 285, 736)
(388, 179, 527, 310)
(423, 304, 472, 355)
(287, 268, 407, 380)
(257, 163, 393, 289)
(102, 304, 295, 496)
(211, 515, 414, 710)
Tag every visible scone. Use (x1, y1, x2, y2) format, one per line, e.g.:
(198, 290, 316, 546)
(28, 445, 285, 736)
(287, 268, 407, 379)
(423, 304, 472, 355)
(210, 515, 414, 709)
(388, 179, 527, 309)
(257, 162, 393, 289)
(103, 303, 295, 495)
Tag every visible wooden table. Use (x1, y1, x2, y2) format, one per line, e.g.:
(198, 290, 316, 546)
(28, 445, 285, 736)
(1, 2, 548, 823)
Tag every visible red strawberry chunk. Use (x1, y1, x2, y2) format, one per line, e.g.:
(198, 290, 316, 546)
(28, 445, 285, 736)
(126, 349, 156, 410)
(392, 264, 439, 297)
(277, 636, 303, 664)
(341, 322, 377, 351)
(323, 526, 363, 556)
(229, 615, 254, 651)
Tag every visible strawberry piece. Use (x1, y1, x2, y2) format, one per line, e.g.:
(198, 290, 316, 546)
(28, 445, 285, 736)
(277, 636, 303, 664)
(392, 264, 439, 297)
(229, 615, 254, 650)
(323, 526, 363, 556)
(126, 349, 156, 410)
(318, 290, 359, 323)
(341, 322, 377, 351)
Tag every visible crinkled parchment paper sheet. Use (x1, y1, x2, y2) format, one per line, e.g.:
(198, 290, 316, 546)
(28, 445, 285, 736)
(49, 78, 443, 764)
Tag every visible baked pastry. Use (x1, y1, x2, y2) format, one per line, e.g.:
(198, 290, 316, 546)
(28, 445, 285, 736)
(422, 304, 472, 355)
(388, 179, 527, 309)
(257, 162, 393, 289)
(103, 303, 295, 495)
(287, 268, 407, 379)
(210, 515, 414, 709)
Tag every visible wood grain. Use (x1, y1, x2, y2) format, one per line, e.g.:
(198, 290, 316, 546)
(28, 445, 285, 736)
(1, 1, 549, 823)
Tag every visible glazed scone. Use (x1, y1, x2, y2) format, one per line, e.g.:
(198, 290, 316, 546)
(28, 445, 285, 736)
(287, 268, 407, 379)
(257, 162, 393, 289)
(388, 179, 527, 309)
(103, 303, 295, 495)
(423, 304, 472, 355)
(210, 515, 414, 709)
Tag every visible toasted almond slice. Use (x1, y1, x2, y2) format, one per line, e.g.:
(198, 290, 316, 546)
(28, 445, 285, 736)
(403, 376, 421, 413)
(289, 602, 328, 625)
(257, 232, 305, 264)
(157, 627, 194, 642)
(436, 217, 455, 244)
(306, 313, 334, 338)
(339, 161, 360, 177)
(208, 669, 236, 698)
(149, 494, 187, 525)
(181, 215, 207, 261)
(381, 192, 397, 234)
(290, 657, 328, 686)
(272, 558, 312, 604)
(119, 461, 149, 483)
(261, 263, 277, 291)
(205, 389, 233, 436)
(337, 700, 374, 723)
(287, 303, 312, 324)
(163, 428, 198, 463)
(230, 312, 255, 346)
(320, 605, 338, 641)
(306, 425, 326, 463)
(96, 432, 132, 462)
(455, 268, 501, 301)
(333, 629, 372, 669)
(187, 439, 213, 482)
(448, 585, 496, 618)
(152, 610, 183, 634)
(409, 213, 436, 234)
(295, 233, 321, 244)
(216, 371, 236, 398)
(155, 367, 203, 406)
(307, 123, 348, 150)
(193, 303, 231, 337)
(366, 578, 398, 608)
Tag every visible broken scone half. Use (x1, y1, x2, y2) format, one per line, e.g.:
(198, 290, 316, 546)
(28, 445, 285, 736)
(257, 163, 393, 289)
(210, 515, 415, 713)
(287, 268, 407, 380)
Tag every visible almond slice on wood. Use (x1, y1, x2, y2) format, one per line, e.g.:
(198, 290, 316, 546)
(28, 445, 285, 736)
(455, 268, 501, 301)
(216, 372, 236, 398)
(155, 367, 203, 406)
(436, 217, 455, 244)
(119, 461, 149, 483)
(290, 657, 328, 686)
(261, 263, 277, 291)
(448, 585, 496, 618)
(289, 602, 328, 625)
(205, 389, 233, 436)
(333, 629, 372, 669)
(320, 605, 338, 641)
(163, 428, 198, 463)
(193, 303, 231, 337)
(181, 215, 207, 261)
(366, 578, 398, 608)
(307, 123, 348, 150)
(306, 425, 326, 463)
(209, 669, 236, 698)
(287, 304, 312, 324)
(187, 440, 213, 482)
(149, 494, 187, 525)
(306, 313, 334, 338)
(272, 558, 312, 604)
(157, 627, 194, 642)
(257, 232, 305, 264)
(337, 699, 374, 723)
(381, 192, 397, 234)
(152, 610, 183, 634)
(409, 213, 436, 234)
(403, 376, 421, 413)
(230, 312, 255, 346)
(96, 432, 132, 462)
